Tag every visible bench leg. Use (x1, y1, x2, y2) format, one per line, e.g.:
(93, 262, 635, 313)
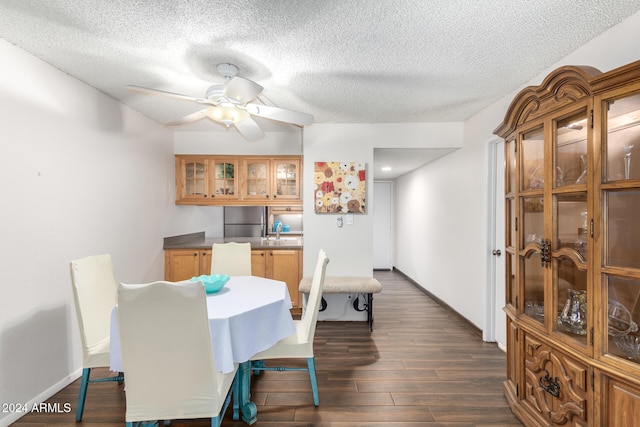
(367, 293, 373, 332)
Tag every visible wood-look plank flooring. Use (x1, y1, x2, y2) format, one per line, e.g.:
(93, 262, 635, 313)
(11, 270, 522, 426)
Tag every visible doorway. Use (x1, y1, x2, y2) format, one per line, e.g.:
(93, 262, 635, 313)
(373, 181, 393, 270)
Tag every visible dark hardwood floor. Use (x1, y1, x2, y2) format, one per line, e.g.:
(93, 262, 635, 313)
(12, 270, 522, 426)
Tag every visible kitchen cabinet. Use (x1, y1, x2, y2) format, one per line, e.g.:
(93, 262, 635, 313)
(251, 249, 302, 315)
(495, 59, 640, 426)
(175, 155, 302, 206)
(165, 246, 302, 316)
(164, 249, 211, 281)
(241, 157, 301, 202)
(175, 156, 238, 203)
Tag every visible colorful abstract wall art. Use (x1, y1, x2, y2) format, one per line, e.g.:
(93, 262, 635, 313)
(314, 162, 366, 213)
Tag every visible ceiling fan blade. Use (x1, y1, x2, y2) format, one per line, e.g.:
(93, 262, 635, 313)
(234, 117, 265, 141)
(165, 109, 208, 126)
(224, 77, 263, 104)
(245, 103, 314, 126)
(125, 85, 214, 105)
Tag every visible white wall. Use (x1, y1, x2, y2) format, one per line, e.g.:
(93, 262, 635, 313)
(394, 10, 640, 334)
(0, 39, 175, 426)
(303, 123, 463, 277)
(302, 123, 463, 320)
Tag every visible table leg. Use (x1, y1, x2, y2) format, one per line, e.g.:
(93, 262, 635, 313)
(235, 361, 257, 425)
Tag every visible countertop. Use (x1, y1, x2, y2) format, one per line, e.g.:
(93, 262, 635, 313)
(163, 232, 303, 250)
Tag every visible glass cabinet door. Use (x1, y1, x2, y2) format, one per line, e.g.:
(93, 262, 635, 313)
(601, 91, 640, 365)
(552, 110, 591, 348)
(273, 159, 300, 199)
(505, 139, 517, 308)
(181, 158, 208, 199)
(520, 126, 546, 324)
(210, 160, 237, 199)
(244, 159, 270, 200)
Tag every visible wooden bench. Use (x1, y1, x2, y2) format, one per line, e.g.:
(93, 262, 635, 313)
(299, 276, 382, 331)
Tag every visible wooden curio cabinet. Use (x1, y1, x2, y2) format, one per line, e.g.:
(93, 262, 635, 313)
(495, 60, 640, 426)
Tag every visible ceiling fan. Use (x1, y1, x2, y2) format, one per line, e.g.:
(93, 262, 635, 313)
(125, 63, 314, 141)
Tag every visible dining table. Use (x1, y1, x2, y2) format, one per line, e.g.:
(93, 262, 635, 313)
(110, 275, 296, 425)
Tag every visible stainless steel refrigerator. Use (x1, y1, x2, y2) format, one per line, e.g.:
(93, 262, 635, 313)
(223, 206, 267, 237)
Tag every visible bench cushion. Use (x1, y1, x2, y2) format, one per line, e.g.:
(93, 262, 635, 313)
(299, 276, 382, 294)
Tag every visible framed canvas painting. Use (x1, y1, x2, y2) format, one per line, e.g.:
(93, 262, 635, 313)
(314, 162, 366, 213)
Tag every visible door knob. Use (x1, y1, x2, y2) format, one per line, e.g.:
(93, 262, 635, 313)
(492, 249, 502, 256)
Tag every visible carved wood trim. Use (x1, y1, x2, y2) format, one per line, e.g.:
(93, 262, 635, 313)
(494, 66, 601, 139)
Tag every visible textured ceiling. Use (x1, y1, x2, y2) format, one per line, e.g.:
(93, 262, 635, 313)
(2, 0, 640, 177)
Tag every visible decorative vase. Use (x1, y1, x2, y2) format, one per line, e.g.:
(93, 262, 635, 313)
(560, 290, 587, 335)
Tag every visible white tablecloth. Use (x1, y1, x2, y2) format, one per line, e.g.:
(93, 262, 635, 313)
(110, 276, 295, 373)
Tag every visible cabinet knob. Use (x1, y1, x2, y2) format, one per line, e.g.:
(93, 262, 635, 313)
(194, 252, 198, 256)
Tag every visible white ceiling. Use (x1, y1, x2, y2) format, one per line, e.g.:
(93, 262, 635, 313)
(2, 1, 640, 178)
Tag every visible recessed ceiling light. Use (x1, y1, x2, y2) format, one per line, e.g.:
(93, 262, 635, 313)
(381, 166, 392, 171)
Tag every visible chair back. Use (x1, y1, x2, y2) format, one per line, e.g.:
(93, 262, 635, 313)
(117, 281, 227, 422)
(70, 254, 117, 367)
(211, 242, 252, 276)
(299, 249, 329, 344)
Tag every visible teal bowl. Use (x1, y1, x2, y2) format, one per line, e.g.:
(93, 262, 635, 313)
(190, 274, 230, 294)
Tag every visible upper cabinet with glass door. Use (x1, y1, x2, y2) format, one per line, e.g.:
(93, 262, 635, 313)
(176, 155, 302, 206)
(272, 158, 301, 200)
(241, 157, 301, 202)
(176, 156, 238, 204)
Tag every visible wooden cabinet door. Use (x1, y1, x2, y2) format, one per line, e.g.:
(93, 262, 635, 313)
(267, 249, 301, 309)
(209, 158, 238, 201)
(164, 249, 211, 281)
(199, 250, 212, 276)
(176, 157, 210, 202)
(522, 332, 589, 426)
(243, 158, 272, 201)
(272, 158, 300, 201)
(165, 249, 200, 281)
(251, 250, 267, 277)
(604, 376, 640, 427)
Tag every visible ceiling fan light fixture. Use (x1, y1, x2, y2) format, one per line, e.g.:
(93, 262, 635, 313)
(205, 106, 249, 127)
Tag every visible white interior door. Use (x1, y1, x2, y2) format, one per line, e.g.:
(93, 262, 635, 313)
(485, 138, 506, 346)
(373, 181, 393, 269)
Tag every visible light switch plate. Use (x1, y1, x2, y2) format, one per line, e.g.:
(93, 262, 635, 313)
(346, 214, 354, 225)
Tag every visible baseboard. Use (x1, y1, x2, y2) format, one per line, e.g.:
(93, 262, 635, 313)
(0, 368, 82, 427)
(392, 267, 483, 338)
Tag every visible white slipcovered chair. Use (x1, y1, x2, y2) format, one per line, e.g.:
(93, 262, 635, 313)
(117, 280, 237, 427)
(250, 249, 329, 406)
(211, 242, 252, 276)
(69, 254, 124, 421)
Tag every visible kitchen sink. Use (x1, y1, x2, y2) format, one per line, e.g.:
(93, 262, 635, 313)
(265, 236, 301, 242)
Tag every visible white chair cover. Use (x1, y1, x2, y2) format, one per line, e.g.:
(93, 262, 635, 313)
(211, 242, 252, 276)
(117, 281, 237, 423)
(251, 249, 329, 360)
(70, 254, 118, 368)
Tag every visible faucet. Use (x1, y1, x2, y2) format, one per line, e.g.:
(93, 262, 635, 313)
(276, 222, 283, 240)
